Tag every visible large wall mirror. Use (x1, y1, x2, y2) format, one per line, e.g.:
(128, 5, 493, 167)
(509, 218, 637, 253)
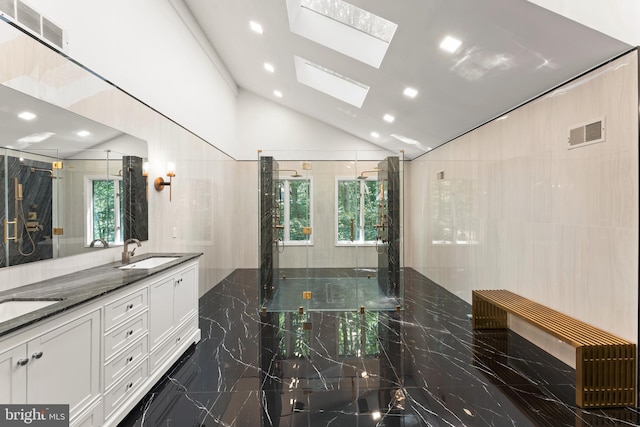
(1, 84, 149, 268)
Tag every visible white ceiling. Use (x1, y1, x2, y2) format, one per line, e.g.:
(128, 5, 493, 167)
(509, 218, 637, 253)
(183, 0, 630, 159)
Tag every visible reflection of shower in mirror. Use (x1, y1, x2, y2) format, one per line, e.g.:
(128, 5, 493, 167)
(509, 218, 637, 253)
(13, 177, 41, 257)
(30, 167, 62, 179)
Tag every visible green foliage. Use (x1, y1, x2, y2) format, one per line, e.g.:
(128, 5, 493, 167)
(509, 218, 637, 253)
(92, 179, 124, 243)
(338, 311, 379, 357)
(337, 179, 379, 242)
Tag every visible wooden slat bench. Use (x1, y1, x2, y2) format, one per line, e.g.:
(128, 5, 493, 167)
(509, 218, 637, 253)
(472, 290, 637, 408)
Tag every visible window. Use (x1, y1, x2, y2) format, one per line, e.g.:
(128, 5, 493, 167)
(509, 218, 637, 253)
(431, 179, 478, 244)
(276, 178, 312, 244)
(85, 177, 123, 245)
(336, 178, 378, 244)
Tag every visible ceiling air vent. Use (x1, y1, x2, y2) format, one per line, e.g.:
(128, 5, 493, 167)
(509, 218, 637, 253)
(568, 117, 605, 149)
(2, 0, 66, 50)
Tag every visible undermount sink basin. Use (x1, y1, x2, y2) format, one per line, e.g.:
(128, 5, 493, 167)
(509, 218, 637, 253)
(0, 299, 60, 323)
(119, 257, 179, 270)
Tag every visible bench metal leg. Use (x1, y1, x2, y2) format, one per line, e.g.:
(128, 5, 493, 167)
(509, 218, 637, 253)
(576, 344, 637, 408)
(472, 293, 508, 329)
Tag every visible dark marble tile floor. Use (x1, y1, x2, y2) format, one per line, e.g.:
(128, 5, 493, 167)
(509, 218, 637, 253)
(118, 269, 640, 426)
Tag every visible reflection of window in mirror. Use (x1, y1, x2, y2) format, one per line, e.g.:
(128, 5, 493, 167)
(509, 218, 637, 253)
(338, 311, 379, 357)
(84, 176, 123, 246)
(431, 179, 478, 245)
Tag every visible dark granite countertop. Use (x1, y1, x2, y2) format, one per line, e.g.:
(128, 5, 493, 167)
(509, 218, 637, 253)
(0, 252, 202, 338)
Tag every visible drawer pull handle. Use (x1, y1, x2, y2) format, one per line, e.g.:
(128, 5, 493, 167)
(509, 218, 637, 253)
(126, 330, 134, 337)
(126, 382, 133, 390)
(176, 337, 181, 343)
(127, 304, 134, 310)
(17, 358, 29, 366)
(32, 351, 43, 359)
(127, 356, 133, 363)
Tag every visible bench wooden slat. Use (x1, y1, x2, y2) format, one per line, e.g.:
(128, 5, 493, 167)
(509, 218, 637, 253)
(472, 289, 636, 408)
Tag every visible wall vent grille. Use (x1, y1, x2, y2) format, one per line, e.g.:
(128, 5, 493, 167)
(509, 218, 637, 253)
(0, 0, 15, 18)
(568, 117, 605, 149)
(1, 0, 66, 50)
(42, 16, 63, 48)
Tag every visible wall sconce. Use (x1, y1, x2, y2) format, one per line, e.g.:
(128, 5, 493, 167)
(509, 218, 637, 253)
(154, 162, 175, 201)
(142, 161, 150, 200)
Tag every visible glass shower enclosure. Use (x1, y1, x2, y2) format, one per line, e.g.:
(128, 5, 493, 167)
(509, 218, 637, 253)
(258, 150, 404, 314)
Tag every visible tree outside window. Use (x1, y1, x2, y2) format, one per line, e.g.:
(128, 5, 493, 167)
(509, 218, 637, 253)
(336, 179, 378, 243)
(86, 178, 123, 245)
(276, 179, 312, 243)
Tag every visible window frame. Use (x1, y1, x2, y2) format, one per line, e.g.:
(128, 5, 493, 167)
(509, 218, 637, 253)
(276, 176, 314, 246)
(83, 175, 123, 247)
(335, 176, 377, 246)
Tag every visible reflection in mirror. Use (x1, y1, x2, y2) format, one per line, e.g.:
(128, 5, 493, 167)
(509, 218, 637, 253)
(0, 85, 148, 269)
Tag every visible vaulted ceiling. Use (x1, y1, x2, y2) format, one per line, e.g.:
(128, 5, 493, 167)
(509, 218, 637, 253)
(183, 0, 631, 159)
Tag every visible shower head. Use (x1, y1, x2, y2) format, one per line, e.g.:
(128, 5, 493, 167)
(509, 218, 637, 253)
(275, 169, 302, 178)
(30, 167, 61, 179)
(357, 169, 379, 180)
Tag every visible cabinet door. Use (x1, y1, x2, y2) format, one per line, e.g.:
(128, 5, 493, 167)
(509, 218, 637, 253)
(26, 310, 100, 416)
(0, 344, 27, 404)
(174, 265, 197, 327)
(149, 275, 175, 350)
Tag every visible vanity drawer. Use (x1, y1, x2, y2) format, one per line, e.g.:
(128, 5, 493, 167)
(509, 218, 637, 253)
(149, 318, 194, 374)
(104, 312, 148, 360)
(104, 335, 148, 390)
(104, 358, 148, 419)
(104, 288, 148, 331)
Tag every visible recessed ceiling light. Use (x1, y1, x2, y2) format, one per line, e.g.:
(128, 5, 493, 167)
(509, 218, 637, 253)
(383, 114, 395, 123)
(403, 87, 418, 98)
(249, 20, 263, 34)
(18, 111, 36, 120)
(391, 134, 420, 145)
(77, 130, 91, 137)
(370, 131, 380, 138)
(273, 90, 283, 98)
(440, 35, 462, 53)
(264, 62, 275, 73)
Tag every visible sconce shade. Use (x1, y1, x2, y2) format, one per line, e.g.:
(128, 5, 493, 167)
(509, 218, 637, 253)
(154, 163, 175, 201)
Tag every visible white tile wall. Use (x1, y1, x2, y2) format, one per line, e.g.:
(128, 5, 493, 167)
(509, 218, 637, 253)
(407, 52, 639, 352)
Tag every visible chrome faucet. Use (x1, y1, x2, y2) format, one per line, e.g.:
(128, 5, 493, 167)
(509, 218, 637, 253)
(89, 238, 109, 248)
(122, 238, 141, 264)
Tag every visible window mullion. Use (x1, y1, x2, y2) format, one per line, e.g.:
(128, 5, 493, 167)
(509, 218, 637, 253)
(360, 180, 366, 243)
(284, 180, 291, 241)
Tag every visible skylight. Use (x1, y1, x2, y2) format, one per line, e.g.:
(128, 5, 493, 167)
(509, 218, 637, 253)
(286, 0, 397, 68)
(294, 56, 369, 107)
(300, 0, 396, 42)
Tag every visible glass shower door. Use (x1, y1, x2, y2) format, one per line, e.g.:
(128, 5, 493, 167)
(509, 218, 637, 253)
(258, 149, 404, 313)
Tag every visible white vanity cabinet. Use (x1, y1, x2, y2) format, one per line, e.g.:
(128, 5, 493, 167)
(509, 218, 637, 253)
(0, 307, 101, 419)
(148, 262, 198, 374)
(0, 256, 201, 427)
(101, 258, 200, 427)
